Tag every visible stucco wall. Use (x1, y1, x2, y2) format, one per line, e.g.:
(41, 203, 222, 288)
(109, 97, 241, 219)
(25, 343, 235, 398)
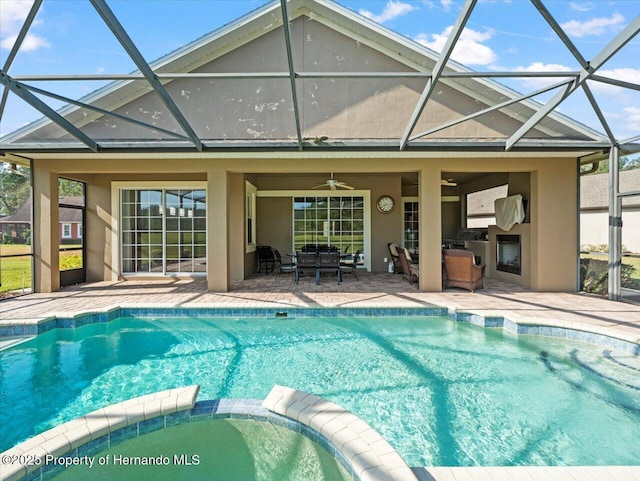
(581, 209, 640, 252)
(48, 17, 546, 145)
(28, 153, 580, 292)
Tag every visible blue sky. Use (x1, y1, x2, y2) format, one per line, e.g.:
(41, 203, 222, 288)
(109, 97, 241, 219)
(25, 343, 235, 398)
(1, 0, 639, 141)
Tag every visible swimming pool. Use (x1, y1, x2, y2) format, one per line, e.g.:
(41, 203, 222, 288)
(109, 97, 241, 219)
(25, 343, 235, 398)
(1, 314, 639, 467)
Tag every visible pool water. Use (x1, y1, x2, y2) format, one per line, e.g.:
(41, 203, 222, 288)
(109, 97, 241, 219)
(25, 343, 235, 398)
(1, 315, 640, 466)
(51, 419, 352, 481)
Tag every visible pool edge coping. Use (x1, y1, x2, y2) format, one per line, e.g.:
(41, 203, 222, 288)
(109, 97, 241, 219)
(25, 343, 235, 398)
(0, 384, 418, 481)
(0, 305, 638, 356)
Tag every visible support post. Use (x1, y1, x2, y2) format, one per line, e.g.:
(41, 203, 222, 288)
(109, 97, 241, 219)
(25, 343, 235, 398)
(608, 145, 621, 300)
(33, 166, 60, 293)
(418, 167, 442, 291)
(207, 167, 229, 291)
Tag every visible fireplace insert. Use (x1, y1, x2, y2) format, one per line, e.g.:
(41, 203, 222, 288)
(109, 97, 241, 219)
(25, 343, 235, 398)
(496, 234, 521, 275)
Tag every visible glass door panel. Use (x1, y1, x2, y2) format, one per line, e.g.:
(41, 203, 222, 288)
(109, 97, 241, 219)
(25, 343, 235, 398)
(293, 195, 365, 261)
(121, 188, 205, 275)
(403, 201, 419, 259)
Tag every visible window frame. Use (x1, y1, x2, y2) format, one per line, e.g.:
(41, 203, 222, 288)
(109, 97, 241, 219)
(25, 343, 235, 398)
(257, 189, 371, 271)
(111, 181, 207, 278)
(246, 181, 257, 254)
(61, 223, 72, 239)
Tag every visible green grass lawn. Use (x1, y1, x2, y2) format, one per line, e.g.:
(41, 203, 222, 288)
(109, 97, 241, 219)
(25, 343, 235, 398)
(1, 244, 82, 293)
(0, 245, 32, 293)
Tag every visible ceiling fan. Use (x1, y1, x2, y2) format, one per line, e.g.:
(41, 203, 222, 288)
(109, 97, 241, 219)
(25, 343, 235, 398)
(312, 173, 354, 190)
(441, 179, 458, 187)
(408, 178, 458, 187)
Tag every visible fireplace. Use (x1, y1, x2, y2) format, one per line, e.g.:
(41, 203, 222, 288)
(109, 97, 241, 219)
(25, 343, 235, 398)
(496, 234, 521, 275)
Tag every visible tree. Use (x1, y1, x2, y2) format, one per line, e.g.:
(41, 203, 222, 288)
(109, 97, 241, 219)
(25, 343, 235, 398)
(583, 153, 640, 175)
(59, 178, 83, 197)
(0, 163, 30, 217)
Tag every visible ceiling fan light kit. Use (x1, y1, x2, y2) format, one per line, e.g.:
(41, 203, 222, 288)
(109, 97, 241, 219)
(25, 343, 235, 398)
(312, 173, 355, 190)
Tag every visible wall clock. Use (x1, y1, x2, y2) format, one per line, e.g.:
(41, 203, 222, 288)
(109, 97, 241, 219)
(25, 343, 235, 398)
(376, 195, 395, 214)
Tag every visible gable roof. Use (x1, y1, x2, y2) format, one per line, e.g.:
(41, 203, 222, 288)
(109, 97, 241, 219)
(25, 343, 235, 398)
(0, 197, 83, 223)
(0, 0, 612, 154)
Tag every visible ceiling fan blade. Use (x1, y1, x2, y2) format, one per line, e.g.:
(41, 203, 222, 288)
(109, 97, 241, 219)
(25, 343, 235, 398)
(330, 183, 337, 190)
(440, 179, 457, 186)
(334, 181, 354, 190)
(312, 184, 327, 189)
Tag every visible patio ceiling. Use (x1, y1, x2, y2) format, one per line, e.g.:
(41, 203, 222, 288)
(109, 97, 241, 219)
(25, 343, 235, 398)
(0, 0, 639, 155)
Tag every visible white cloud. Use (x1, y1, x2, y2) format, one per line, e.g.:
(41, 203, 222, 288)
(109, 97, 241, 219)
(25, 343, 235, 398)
(569, 2, 595, 12)
(360, 1, 418, 24)
(624, 106, 640, 132)
(0, 0, 49, 51)
(415, 26, 497, 66)
(589, 68, 640, 95)
(561, 12, 625, 38)
(598, 68, 640, 85)
(1, 33, 49, 51)
(440, 0, 453, 11)
(513, 62, 574, 88)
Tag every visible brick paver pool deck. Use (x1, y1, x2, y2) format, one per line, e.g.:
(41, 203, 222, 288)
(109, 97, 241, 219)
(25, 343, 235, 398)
(2, 274, 639, 346)
(1, 273, 639, 481)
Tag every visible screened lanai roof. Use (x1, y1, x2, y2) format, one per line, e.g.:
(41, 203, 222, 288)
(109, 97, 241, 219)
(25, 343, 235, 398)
(0, 0, 639, 154)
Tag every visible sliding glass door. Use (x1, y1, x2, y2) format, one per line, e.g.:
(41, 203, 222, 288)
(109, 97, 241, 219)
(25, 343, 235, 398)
(293, 195, 364, 257)
(120, 188, 206, 275)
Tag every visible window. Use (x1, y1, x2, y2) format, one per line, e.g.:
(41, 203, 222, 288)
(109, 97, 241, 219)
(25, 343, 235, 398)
(293, 195, 365, 258)
(246, 181, 257, 253)
(77, 223, 82, 239)
(120, 187, 206, 275)
(402, 198, 419, 258)
(62, 223, 72, 238)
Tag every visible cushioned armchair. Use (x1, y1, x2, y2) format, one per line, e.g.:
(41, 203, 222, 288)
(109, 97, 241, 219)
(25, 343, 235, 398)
(398, 247, 419, 286)
(443, 249, 485, 292)
(387, 243, 403, 274)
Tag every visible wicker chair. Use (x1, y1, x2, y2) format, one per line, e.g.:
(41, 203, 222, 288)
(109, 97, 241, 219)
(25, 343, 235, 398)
(443, 249, 485, 292)
(398, 248, 419, 286)
(387, 243, 403, 274)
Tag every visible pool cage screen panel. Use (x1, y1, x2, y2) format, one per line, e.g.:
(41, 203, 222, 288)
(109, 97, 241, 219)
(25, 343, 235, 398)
(120, 189, 206, 275)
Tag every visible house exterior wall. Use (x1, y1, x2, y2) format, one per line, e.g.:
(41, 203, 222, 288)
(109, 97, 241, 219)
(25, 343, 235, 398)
(256, 197, 293, 262)
(62, 17, 547, 145)
(58, 222, 81, 243)
(581, 209, 640, 252)
(29, 153, 579, 293)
